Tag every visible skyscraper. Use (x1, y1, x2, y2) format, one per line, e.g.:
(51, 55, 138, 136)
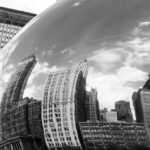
(1, 55, 37, 113)
(132, 91, 144, 123)
(0, 55, 46, 150)
(42, 61, 87, 149)
(0, 97, 47, 150)
(84, 88, 100, 121)
(115, 100, 133, 122)
(0, 7, 36, 49)
(132, 88, 150, 138)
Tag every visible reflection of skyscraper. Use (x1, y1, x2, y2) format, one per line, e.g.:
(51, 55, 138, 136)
(1, 55, 37, 113)
(79, 122, 149, 149)
(42, 61, 87, 149)
(132, 91, 144, 123)
(0, 55, 42, 150)
(132, 88, 150, 138)
(84, 88, 100, 121)
(0, 7, 36, 49)
(100, 108, 107, 122)
(115, 100, 133, 122)
(0, 97, 47, 150)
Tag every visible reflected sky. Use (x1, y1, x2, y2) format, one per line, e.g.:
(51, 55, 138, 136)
(1, 0, 150, 112)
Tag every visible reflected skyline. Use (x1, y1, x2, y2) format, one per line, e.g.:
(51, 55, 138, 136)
(1, 0, 150, 112)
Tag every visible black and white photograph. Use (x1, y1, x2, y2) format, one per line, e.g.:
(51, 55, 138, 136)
(0, 0, 150, 149)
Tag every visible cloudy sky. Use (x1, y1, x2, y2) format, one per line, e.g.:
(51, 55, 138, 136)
(1, 0, 150, 118)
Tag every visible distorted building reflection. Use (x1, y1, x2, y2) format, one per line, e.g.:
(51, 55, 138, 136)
(0, 55, 47, 150)
(42, 61, 87, 149)
(132, 88, 150, 141)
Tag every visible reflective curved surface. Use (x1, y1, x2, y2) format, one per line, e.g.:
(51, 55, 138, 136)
(1, 0, 150, 109)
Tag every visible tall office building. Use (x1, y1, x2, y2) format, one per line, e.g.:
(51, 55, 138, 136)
(132, 88, 150, 138)
(42, 61, 87, 149)
(0, 7, 36, 49)
(0, 97, 47, 150)
(84, 88, 100, 121)
(115, 100, 133, 122)
(0, 55, 48, 150)
(132, 91, 144, 123)
(1, 55, 37, 113)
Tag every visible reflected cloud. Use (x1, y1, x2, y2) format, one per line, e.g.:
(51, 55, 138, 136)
(89, 49, 122, 72)
(61, 48, 74, 55)
(1, 0, 150, 111)
(73, 2, 81, 7)
(87, 65, 147, 110)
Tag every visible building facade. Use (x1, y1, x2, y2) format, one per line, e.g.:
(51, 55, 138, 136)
(100, 108, 117, 122)
(0, 135, 45, 150)
(0, 97, 47, 150)
(1, 101, 29, 140)
(106, 111, 118, 122)
(115, 100, 133, 122)
(0, 55, 47, 149)
(1, 55, 37, 113)
(42, 61, 87, 149)
(0, 7, 36, 49)
(79, 122, 149, 149)
(84, 88, 100, 121)
(28, 100, 46, 141)
(132, 91, 144, 123)
(100, 108, 107, 122)
(132, 88, 150, 139)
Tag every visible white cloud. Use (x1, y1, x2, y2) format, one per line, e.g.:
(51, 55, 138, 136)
(139, 21, 150, 27)
(73, 3, 81, 7)
(87, 65, 147, 110)
(61, 48, 74, 55)
(0, 60, 65, 101)
(132, 20, 150, 36)
(23, 84, 37, 98)
(127, 37, 142, 45)
(0, 64, 15, 84)
(123, 38, 150, 66)
(89, 49, 121, 72)
(28, 61, 65, 85)
(117, 27, 150, 66)
(117, 66, 147, 84)
(23, 62, 65, 99)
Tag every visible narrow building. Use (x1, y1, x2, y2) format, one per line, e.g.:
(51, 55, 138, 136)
(84, 88, 100, 121)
